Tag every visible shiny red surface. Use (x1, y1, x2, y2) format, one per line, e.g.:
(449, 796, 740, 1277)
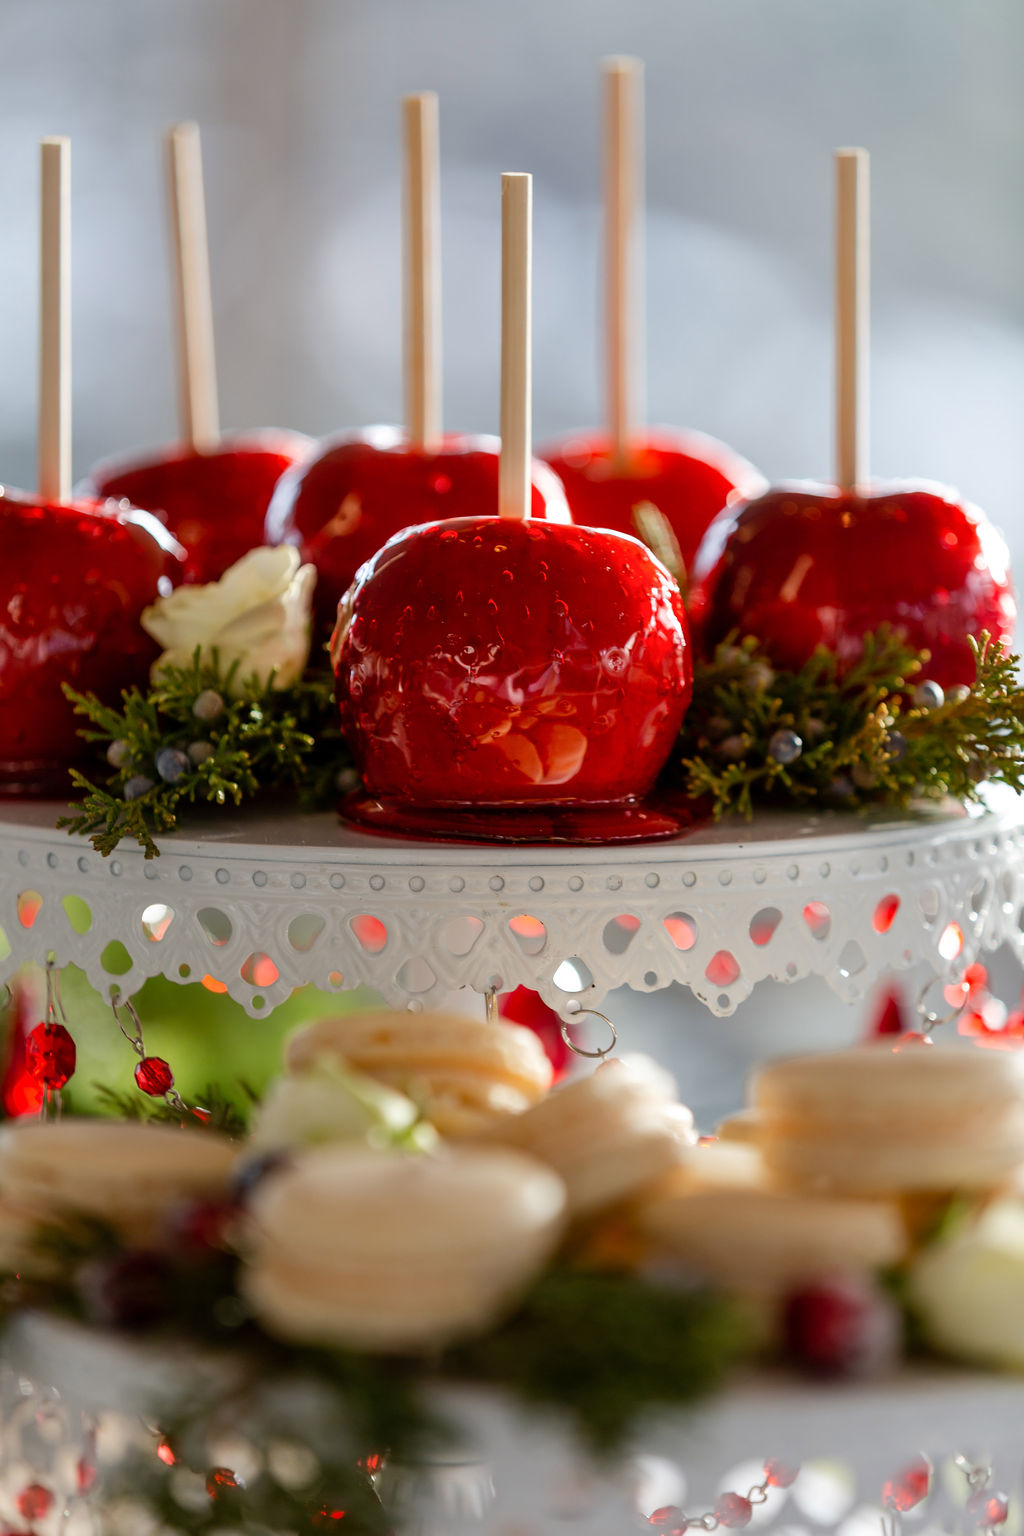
(0, 490, 184, 793)
(333, 515, 691, 809)
(690, 481, 1016, 686)
(266, 427, 572, 640)
(82, 429, 311, 583)
(538, 428, 764, 575)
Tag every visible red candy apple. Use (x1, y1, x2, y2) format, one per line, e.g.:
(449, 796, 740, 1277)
(539, 427, 764, 576)
(332, 515, 691, 814)
(0, 490, 184, 793)
(690, 480, 1016, 688)
(81, 429, 311, 585)
(266, 427, 571, 641)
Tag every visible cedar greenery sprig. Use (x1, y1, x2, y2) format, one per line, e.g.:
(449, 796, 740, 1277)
(57, 649, 351, 858)
(673, 628, 1024, 819)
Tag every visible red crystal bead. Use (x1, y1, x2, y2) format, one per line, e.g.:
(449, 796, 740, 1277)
(968, 1492, 1010, 1528)
(135, 1057, 174, 1097)
(715, 1493, 754, 1528)
(883, 1456, 932, 1511)
(764, 1459, 800, 1489)
(649, 1508, 687, 1534)
(25, 1023, 76, 1090)
(157, 1437, 177, 1466)
(206, 1466, 244, 1497)
(16, 1484, 53, 1521)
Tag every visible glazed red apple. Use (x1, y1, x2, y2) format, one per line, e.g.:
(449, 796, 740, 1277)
(538, 428, 764, 575)
(690, 480, 1016, 687)
(266, 427, 571, 641)
(332, 515, 691, 809)
(81, 429, 311, 584)
(0, 490, 185, 794)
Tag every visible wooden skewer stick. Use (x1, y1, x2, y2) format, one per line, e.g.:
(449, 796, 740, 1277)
(403, 93, 442, 451)
(38, 137, 71, 504)
(835, 147, 870, 492)
(167, 122, 220, 452)
(604, 56, 643, 469)
(499, 172, 532, 521)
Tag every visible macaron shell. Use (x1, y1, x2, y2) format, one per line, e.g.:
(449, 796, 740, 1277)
(286, 1011, 553, 1101)
(753, 1046, 1024, 1194)
(0, 1120, 237, 1237)
(638, 1186, 906, 1294)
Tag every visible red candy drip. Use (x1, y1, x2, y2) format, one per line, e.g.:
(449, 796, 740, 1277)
(83, 431, 311, 584)
(266, 427, 571, 641)
(882, 1456, 932, 1512)
(26, 1022, 76, 1090)
(0, 491, 183, 794)
(714, 1493, 753, 1528)
(135, 1057, 175, 1097)
(334, 515, 691, 812)
(539, 428, 764, 574)
(691, 482, 1016, 688)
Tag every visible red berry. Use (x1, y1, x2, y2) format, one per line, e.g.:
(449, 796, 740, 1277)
(135, 1056, 174, 1096)
(16, 1484, 53, 1521)
(715, 1493, 753, 1528)
(25, 1022, 76, 1090)
(882, 1456, 931, 1512)
(78, 1249, 171, 1330)
(783, 1274, 901, 1379)
(968, 1492, 1009, 1527)
(764, 1460, 800, 1489)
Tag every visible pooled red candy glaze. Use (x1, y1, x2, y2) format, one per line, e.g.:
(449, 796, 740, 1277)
(266, 427, 571, 641)
(0, 490, 184, 794)
(538, 428, 764, 575)
(690, 481, 1016, 688)
(333, 515, 691, 807)
(82, 429, 311, 584)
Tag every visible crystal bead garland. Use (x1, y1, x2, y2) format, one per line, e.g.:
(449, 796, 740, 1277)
(648, 1459, 801, 1532)
(26, 959, 77, 1118)
(108, 987, 188, 1113)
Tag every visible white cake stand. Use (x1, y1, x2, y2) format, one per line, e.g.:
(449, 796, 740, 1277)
(2, 792, 1024, 1534)
(1, 788, 1022, 1018)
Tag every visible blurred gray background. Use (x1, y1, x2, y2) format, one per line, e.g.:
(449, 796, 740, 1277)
(3, 0, 1022, 1119)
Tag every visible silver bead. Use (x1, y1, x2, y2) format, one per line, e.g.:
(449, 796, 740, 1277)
(123, 775, 155, 801)
(768, 729, 803, 765)
(947, 684, 971, 705)
(335, 766, 360, 793)
(106, 738, 132, 769)
(913, 679, 945, 711)
(884, 730, 908, 760)
(746, 660, 775, 692)
(193, 688, 225, 722)
(155, 747, 190, 784)
(718, 735, 747, 760)
(187, 740, 215, 766)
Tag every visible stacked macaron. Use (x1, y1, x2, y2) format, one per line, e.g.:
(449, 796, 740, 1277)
(284, 1009, 554, 1138)
(0, 1119, 238, 1260)
(242, 1144, 566, 1352)
(632, 1043, 1024, 1306)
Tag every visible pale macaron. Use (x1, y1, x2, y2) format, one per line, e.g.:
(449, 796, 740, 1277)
(752, 1044, 1024, 1195)
(242, 1145, 566, 1352)
(637, 1184, 906, 1295)
(714, 1109, 762, 1146)
(285, 1010, 553, 1137)
(0, 1119, 238, 1243)
(479, 1053, 695, 1219)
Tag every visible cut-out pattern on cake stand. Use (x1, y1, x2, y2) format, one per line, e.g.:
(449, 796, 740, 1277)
(0, 792, 1022, 1017)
